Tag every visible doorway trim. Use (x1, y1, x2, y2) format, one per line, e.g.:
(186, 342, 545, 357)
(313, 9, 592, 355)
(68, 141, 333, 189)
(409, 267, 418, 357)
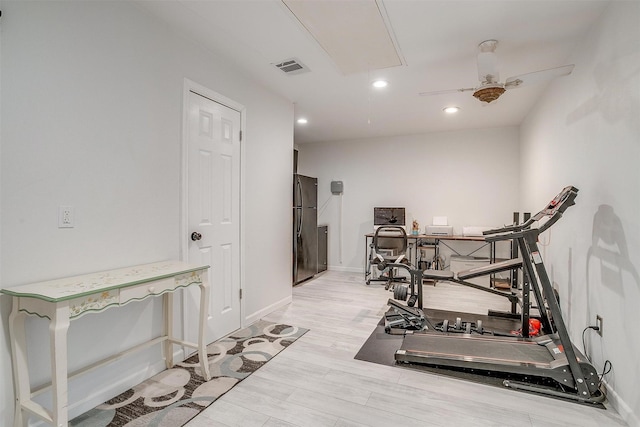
(180, 78, 246, 340)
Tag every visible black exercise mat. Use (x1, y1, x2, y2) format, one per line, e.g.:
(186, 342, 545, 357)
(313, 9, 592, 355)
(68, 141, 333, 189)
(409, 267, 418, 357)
(354, 323, 403, 365)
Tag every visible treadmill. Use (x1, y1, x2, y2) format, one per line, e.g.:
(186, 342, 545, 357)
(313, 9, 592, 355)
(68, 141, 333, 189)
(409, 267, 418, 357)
(395, 186, 604, 404)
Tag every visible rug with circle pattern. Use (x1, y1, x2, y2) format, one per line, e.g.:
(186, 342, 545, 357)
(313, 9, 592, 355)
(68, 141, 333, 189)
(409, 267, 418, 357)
(70, 320, 308, 427)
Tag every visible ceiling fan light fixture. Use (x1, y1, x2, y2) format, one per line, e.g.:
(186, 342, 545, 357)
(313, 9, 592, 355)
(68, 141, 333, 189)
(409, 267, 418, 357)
(443, 106, 460, 114)
(473, 85, 506, 103)
(478, 39, 498, 53)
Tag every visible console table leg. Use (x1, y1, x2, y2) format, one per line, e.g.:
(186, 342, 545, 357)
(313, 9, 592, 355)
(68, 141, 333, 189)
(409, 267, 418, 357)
(198, 280, 211, 381)
(164, 293, 174, 369)
(50, 304, 70, 427)
(9, 299, 29, 427)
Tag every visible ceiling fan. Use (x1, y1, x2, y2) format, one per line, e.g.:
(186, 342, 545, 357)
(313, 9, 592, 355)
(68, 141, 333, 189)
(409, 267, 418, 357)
(419, 40, 575, 103)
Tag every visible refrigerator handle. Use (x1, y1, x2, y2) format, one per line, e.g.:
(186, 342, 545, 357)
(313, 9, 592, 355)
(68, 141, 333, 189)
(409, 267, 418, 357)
(295, 176, 303, 238)
(296, 176, 303, 208)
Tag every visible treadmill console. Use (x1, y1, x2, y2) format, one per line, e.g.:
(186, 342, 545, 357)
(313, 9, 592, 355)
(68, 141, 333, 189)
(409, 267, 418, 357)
(544, 185, 578, 214)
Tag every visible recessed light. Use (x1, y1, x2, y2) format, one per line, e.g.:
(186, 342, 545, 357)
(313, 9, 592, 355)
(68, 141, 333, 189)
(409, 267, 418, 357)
(443, 106, 460, 114)
(297, 118, 308, 124)
(372, 80, 388, 88)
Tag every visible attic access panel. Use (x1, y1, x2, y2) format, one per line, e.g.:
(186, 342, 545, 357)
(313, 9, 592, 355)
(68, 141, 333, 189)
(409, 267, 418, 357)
(282, 0, 403, 75)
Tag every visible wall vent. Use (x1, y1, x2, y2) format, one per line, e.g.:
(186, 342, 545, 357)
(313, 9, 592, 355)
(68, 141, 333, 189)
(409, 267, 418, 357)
(274, 58, 310, 75)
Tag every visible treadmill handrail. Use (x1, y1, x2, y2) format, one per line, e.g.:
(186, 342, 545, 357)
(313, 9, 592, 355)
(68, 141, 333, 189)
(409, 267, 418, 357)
(538, 211, 563, 234)
(485, 212, 564, 243)
(484, 230, 524, 242)
(483, 217, 535, 236)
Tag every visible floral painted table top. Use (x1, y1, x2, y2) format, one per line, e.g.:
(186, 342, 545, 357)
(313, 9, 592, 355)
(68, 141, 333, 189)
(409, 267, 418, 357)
(0, 260, 209, 302)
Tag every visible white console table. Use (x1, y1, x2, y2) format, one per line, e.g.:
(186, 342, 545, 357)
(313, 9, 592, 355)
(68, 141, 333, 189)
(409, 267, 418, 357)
(1, 260, 211, 427)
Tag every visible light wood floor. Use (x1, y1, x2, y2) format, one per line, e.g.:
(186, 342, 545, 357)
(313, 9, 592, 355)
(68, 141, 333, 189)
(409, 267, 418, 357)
(186, 271, 626, 427)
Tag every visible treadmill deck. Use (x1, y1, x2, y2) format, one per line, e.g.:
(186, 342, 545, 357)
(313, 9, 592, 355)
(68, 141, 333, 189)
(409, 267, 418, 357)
(399, 333, 554, 368)
(395, 332, 597, 390)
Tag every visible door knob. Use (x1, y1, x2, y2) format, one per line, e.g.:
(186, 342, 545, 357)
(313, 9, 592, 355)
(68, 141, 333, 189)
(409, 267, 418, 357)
(191, 232, 202, 241)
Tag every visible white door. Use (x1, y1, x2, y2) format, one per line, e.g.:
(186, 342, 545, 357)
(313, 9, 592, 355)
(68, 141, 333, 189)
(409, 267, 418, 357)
(185, 89, 241, 344)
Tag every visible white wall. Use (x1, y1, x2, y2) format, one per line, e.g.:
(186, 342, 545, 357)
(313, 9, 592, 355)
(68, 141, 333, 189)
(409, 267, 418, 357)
(297, 127, 520, 273)
(0, 1, 293, 425)
(520, 1, 640, 425)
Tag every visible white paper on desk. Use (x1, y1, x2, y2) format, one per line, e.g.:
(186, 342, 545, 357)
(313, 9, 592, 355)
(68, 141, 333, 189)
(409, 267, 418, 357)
(433, 216, 448, 226)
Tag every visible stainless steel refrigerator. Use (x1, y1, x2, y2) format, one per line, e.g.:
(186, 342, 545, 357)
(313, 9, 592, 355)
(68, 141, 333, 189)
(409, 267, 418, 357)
(293, 174, 318, 284)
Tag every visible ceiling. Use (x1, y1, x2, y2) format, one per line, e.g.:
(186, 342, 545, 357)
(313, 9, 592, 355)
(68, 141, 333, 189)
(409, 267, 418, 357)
(136, 0, 610, 144)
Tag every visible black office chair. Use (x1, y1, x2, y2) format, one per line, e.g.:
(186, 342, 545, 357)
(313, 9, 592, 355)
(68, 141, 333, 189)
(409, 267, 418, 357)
(367, 225, 411, 289)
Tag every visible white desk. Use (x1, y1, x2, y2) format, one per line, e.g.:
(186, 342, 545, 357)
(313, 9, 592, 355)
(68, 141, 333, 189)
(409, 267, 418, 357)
(1, 260, 211, 427)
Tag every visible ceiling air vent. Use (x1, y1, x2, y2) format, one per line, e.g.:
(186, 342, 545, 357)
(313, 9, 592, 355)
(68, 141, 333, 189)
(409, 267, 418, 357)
(274, 58, 310, 75)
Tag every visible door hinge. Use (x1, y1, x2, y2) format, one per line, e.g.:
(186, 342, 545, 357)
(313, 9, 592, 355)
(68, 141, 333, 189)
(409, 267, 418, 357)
(239, 288, 243, 300)
(239, 130, 242, 141)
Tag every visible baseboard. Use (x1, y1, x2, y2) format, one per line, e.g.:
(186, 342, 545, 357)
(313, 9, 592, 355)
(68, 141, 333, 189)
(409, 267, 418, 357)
(244, 294, 292, 326)
(327, 265, 363, 273)
(603, 379, 640, 427)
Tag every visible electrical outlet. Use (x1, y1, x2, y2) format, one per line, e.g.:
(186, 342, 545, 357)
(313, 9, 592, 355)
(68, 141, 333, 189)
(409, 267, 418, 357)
(596, 314, 603, 336)
(58, 206, 74, 228)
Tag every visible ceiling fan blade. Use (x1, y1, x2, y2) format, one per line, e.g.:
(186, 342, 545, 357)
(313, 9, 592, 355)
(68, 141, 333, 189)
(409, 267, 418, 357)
(418, 88, 475, 97)
(504, 64, 575, 89)
(477, 40, 499, 84)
